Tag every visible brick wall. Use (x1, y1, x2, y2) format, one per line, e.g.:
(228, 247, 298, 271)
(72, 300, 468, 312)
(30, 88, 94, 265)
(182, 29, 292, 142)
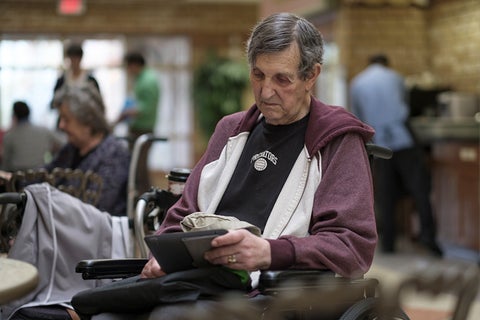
(428, 0, 480, 93)
(336, 4, 429, 81)
(336, 0, 480, 94)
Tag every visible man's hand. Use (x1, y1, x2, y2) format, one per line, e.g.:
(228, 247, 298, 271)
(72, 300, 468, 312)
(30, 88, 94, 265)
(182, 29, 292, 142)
(204, 229, 271, 271)
(140, 257, 166, 278)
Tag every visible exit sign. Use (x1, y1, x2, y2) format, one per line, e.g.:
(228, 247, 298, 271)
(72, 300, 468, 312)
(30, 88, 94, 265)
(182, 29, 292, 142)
(58, 0, 85, 15)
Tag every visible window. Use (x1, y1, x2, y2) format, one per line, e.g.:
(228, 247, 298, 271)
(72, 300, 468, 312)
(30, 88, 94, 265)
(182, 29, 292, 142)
(0, 37, 193, 171)
(0, 39, 63, 129)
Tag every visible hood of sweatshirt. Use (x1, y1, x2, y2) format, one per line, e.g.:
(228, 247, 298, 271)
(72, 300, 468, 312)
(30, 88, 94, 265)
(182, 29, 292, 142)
(235, 96, 375, 158)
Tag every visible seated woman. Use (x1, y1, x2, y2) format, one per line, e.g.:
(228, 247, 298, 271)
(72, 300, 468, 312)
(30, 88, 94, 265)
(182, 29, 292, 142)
(47, 84, 130, 216)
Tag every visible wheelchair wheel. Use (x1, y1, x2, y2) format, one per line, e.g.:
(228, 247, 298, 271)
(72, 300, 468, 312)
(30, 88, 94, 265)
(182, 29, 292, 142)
(338, 297, 410, 320)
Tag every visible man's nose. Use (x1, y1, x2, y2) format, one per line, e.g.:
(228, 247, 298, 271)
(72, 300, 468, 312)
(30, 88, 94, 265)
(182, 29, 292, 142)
(260, 79, 275, 99)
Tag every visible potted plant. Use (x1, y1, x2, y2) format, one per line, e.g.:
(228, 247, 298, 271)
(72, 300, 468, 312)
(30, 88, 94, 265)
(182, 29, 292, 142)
(193, 52, 249, 139)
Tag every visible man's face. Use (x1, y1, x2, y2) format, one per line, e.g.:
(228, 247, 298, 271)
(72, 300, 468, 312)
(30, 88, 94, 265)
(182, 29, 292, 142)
(250, 42, 318, 125)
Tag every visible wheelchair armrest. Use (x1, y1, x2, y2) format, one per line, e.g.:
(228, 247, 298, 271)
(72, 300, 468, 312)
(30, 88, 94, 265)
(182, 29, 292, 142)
(0, 192, 27, 206)
(259, 269, 335, 294)
(259, 270, 378, 298)
(76, 258, 148, 280)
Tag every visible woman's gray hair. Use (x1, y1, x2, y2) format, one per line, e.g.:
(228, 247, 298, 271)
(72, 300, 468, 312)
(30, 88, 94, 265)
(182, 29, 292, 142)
(246, 12, 324, 80)
(52, 84, 110, 136)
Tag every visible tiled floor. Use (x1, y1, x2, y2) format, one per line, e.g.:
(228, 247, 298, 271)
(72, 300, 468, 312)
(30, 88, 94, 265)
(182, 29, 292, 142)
(368, 239, 480, 320)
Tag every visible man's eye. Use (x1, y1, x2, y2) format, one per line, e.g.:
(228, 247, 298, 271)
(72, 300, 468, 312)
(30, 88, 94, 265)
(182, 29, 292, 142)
(252, 72, 263, 80)
(275, 76, 291, 85)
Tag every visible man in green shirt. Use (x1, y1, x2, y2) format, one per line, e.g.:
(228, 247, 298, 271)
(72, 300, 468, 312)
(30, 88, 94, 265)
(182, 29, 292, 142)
(118, 52, 160, 194)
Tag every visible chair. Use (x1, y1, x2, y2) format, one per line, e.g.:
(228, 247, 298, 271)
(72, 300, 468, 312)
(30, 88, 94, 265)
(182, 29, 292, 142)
(126, 133, 168, 221)
(0, 168, 104, 254)
(1, 167, 103, 207)
(71, 143, 413, 319)
(123, 133, 172, 257)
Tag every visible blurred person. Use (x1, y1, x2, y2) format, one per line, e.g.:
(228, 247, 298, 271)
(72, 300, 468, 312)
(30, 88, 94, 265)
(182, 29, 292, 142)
(53, 43, 101, 98)
(350, 53, 442, 256)
(77, 12, 378, 320)
(48, 85, 130, 216)
(116, 51, 160, 195)
(51, 43, 102, 130)
(2, 101, 64, 172)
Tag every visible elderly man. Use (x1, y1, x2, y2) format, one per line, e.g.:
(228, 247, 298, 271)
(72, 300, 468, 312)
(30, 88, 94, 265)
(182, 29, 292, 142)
(78, 12, 377, 320)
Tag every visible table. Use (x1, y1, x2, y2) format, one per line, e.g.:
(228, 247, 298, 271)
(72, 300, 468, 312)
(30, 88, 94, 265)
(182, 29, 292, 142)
(0, 258, 39, 304)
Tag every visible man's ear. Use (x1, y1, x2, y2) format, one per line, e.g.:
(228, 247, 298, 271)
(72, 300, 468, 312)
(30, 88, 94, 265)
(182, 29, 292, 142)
(306, 63, 322, 91)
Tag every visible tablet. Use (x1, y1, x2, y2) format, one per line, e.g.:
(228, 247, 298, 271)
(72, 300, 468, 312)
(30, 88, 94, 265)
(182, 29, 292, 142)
(144, 229, 228, 273)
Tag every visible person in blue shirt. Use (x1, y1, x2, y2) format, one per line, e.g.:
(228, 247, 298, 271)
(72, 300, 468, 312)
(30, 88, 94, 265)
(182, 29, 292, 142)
(350, 54, 442, 256)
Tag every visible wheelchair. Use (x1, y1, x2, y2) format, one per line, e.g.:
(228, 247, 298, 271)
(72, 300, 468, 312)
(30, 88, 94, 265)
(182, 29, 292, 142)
(71, 143, 411, 319)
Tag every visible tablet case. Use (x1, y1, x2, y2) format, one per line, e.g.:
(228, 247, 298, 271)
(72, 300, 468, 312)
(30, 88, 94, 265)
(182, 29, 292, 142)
(144, 229, 228, 273)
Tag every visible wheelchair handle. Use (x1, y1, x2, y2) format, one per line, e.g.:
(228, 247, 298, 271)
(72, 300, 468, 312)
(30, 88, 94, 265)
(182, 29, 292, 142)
(0, 192, 27, 205)
(365, 143, 393, 160)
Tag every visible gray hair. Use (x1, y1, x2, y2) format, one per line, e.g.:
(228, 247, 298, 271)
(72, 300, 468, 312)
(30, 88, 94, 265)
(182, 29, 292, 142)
(246, 12, 324, 80)
(52, 85, 110, 136)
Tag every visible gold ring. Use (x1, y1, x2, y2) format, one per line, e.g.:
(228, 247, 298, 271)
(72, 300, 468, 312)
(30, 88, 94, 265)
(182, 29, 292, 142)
(227, 254, 237, 264)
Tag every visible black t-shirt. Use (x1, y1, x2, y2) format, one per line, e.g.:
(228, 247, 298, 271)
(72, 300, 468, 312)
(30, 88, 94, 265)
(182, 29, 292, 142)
(215, 114, 309, 231)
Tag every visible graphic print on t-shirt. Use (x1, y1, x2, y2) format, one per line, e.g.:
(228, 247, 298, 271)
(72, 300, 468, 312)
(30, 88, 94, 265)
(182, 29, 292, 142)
(251, 150, 278, 171)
